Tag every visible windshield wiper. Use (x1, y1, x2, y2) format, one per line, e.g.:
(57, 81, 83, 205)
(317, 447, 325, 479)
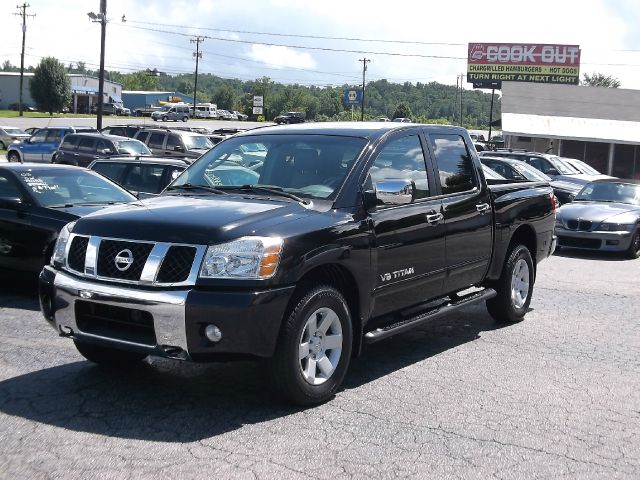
(165, 183, 226, 195)
(219, 185, 310, 204)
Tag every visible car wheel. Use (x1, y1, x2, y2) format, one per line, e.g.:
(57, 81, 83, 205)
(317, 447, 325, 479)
(626, 229, 640, 259)
(267, 285, 352, 405)
(162, 116, 168, 122)
(182, 116, 188, 122)
(74, 340, 148, 367)
(7, 151, 20, 163)
(152, 117, 157, 121)
(486, 244, 534, 323)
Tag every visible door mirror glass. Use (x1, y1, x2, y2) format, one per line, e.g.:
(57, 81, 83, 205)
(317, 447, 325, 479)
(173, 145, 184, 152)
(375, 179, 415, 205)
(0, 197, 23, 209)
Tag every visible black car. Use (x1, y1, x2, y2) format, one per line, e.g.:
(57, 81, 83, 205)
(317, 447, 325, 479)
(100, 124, 147, 139)
(0, 164, 136, 274)
(479, 150, 578, 178)
(53, 133, 152, 167)
(88, 157, 189, 197)
(274, 112, 305, 124)
(481, 156, 552, 182)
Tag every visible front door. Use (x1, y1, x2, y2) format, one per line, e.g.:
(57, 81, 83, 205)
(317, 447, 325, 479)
(368, 134, 446, 319)
(427, 133, 493, 293)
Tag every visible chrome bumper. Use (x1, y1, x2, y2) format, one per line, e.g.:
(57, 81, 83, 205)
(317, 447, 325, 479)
(45, 267, 189, 353)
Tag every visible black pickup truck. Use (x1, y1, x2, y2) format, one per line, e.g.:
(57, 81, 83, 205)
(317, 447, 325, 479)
(39, 123, 556, 405)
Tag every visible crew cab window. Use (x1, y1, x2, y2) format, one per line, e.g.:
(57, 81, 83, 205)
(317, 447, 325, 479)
(60, 136, 79, 150)
(429, 134, 476, 194)
(369, 135, 430, 199)
(136, 131, 150, 144)
(148, 133, 165, 149)
(166, 135, 180, 150)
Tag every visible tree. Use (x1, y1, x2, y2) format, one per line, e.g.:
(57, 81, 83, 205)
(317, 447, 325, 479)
(29, 57, 71, 115)
(581, 72, 621, 88)
(393, 102, 412, 119)
(212, 84, 236, 109)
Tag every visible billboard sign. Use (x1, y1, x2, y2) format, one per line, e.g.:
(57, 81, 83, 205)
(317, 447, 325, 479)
(467, 43, 581, 87)
(253, 96, 264, 107)
(252, 106, 263, 115)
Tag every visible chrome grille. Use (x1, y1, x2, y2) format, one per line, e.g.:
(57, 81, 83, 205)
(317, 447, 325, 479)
(64, 235, 205, 286)
(97, 240, 154, 281)
(566, 219, 593, 231)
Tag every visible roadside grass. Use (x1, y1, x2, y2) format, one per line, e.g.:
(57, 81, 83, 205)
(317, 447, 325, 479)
(0, 110, 96, 118)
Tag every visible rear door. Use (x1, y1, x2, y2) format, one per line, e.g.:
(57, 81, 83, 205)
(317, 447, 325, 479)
(76, 137, 98, 167)
(368, 133, 446, 318)
(427, 133, 493, 293)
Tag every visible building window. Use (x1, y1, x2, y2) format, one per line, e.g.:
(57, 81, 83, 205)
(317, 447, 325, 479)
(517, 136, 532, 142)
(113, 86, 116, 93)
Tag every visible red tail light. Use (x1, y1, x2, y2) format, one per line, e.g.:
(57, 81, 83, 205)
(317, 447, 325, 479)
(550, 193, 557, 213)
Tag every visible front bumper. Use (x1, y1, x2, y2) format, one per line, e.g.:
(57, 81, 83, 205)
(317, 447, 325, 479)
(39, 267, 295, 361)
(556, 228, 633, 252)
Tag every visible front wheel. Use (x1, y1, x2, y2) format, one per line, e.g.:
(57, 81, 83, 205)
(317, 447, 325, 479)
(7, 151, 20, 163)
(182, 116, 188, 122)
(267, 285, 352, 405)
(626, 230, 640, 259)
(486, 244, 534, 323)
(162, 116, 168, 122)
(74, 340, 147, 367)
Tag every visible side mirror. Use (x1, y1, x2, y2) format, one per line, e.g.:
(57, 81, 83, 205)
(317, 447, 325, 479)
(100, 148, 113, 155)
(0, 197, 23, 209)
(375, 179, 416, 206)
(174, 145, 184, 152)
(567, 194, 575, 203)
(547, 168, 559, 176)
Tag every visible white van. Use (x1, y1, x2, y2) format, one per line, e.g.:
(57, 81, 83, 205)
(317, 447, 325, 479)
(151, 104, 191, 122)
(191, 103, 218, 119)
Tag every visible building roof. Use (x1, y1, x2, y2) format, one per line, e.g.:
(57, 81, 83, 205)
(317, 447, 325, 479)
(501, 82, 640, 144)
(0, 72, 34, 76)
(122, 90, 175, 95)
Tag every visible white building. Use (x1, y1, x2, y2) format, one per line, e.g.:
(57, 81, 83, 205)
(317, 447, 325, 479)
(0, 72, 122, 114)
(501, 82, 640, 179)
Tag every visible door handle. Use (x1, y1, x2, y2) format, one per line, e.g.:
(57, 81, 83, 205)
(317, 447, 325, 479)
(476, 203, 490, 214)
(426, 212, 444, 224)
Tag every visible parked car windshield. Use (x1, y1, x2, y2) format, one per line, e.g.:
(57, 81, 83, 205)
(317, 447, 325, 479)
(184, 135, 213, 150)
(171, 134, 367, 200)
(550, 156, 580, 175)
(15, 168, 135, 207)
(115, 140, 152, 156)
(575, 182, 640, 205)
(514, 162, 551, 181)
(3, 127, 28, 135)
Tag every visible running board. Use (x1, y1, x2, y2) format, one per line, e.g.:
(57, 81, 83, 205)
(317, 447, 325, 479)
(363, 288, 497, 344)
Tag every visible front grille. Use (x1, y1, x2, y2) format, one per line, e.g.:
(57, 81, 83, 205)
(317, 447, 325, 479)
(566, 220, 593, 231)
(156, 246, 197, 283)
(97, 240, 154, 281)
(76, 300, 156, 345)
(67, 236, 89, 272)
(558, 236, 602, 249)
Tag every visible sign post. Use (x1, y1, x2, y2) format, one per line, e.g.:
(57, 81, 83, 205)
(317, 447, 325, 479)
(343, 88, 362, 121)
(252, 95, 264, 119)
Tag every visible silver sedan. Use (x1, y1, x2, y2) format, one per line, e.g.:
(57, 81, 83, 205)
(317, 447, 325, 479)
(555, 179, 640, 258)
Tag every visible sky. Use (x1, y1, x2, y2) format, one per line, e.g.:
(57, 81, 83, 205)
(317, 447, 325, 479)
(1, 0, 640, 90)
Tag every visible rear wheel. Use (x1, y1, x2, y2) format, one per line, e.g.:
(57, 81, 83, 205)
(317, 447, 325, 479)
(182, 116, 188, 122)
(162, 116, 168, 122)
(486, 244, 534, 323)
(267, 285, 352, 405)
(74, 340, 147, 367)
(626, 229, 640, 259)
(7, 151, 20, 163)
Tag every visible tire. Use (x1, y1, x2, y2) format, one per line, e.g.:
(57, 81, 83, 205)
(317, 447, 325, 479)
(162, 116, 168, 122)
(486, 244, 535, 323)
(626, 229, 640, 259)
(267, 285, 353, 405)
(7, 151, 20, 163)
(152, 117, 157, 121)
(182, 116, 188, 122)
(74, 340, 147, 367)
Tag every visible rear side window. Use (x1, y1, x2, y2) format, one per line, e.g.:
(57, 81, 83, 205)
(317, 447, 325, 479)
(77, 137, 96, 153)
(166, 135, 181, 150)
(60, 136, 79, 150)
(92, 162, 128, 182)
(148, 133, 165, 149)
(429, 134, 476, 194)
(122, 165, 165, 193)
(136, 131, 150, 144)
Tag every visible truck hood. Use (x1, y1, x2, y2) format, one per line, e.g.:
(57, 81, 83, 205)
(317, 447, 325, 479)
(557, 202, 640, 224)
(73, 194, 316, 244)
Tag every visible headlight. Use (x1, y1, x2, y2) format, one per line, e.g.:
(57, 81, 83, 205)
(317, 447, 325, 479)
(200, 237, 283, 279)
(51, 221, 76, 266)
(598, 223, 634, 232)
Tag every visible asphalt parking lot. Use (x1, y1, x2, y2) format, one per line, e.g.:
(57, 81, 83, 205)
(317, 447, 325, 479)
(0, 251, 638, 479)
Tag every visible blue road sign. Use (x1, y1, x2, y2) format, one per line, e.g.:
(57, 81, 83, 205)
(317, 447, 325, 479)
(343, 88, 362, 106)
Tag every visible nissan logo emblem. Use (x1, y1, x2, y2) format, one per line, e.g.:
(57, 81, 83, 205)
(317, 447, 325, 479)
(114, 249, 134, 271)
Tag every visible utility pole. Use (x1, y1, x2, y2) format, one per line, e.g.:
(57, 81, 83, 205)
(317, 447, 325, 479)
(97, 0, 106, 130)
(191, 36, 204, 117)
(488, 88, 495, 143)
(359, 58, 370, 121)
(458, 74, 464, 127)
(14, 3, 35, 117)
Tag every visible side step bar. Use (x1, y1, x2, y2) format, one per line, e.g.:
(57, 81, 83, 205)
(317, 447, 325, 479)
(363, 288, 497, 344)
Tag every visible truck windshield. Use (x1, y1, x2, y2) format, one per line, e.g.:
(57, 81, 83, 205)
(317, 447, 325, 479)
(171, 134, 367, 200)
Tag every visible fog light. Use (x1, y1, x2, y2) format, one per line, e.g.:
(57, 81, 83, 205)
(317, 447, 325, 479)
(204, 324, 222, 343)
(606, 240, 620, 246)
